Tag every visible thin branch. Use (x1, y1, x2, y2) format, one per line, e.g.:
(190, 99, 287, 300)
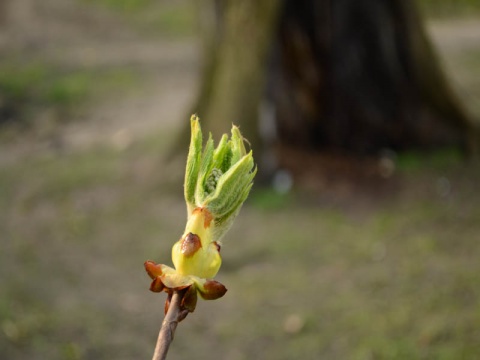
(151, 290, 187, 360)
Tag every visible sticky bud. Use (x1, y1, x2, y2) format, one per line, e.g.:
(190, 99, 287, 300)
(144, 115, 255, 314)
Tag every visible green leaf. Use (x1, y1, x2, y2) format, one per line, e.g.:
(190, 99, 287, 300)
(184, 115, 203, 211)
(212, 134, 232, 173)
(195, 133, 215, 205)
(230, 125, 247, 165)
(205, 152, 255, 218)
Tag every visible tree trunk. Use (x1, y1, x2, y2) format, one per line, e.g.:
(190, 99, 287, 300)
(271, 0, 473, 154)
(191, 0, 280, 149)
(182, 0, 476, 176)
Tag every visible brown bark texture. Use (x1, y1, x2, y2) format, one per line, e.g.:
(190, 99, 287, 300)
(182, 0, 477, 172)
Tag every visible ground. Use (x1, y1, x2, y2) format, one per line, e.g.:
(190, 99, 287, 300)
(0, 1, 479, 359)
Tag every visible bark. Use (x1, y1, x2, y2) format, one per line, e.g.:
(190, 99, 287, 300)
(173, 0, 281, 160)
(271, 0, 474, 154)
(181, 0, 476, 174)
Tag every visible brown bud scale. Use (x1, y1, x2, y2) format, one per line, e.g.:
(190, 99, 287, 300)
(180, 233, 202, 257)
(192, 207, 213, 228)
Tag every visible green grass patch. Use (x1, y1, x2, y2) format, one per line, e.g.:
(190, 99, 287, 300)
(81, 0, 196, 36)
(396, 148, 462, 172)
(0, 62, 137, 105)
(250, 187, 293, 210)
(417, 0, 480, 18)
(84, 0, 152, 12)
(0, 61, 137, 125)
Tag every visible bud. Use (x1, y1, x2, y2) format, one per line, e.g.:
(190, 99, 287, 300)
(145, 115, 256, 313)
(173, 115, 256, 278)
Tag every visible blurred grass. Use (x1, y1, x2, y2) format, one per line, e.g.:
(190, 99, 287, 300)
(418, 0, 480, 18)
(396, 148, 463, 172)
(0, 63, 136, 106)
(81, 0, 196, 36)
(0, 61, 137, 126)
(1, 131, 479, 359)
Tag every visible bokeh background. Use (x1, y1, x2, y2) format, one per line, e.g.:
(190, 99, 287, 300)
(1, 1, 479, 359)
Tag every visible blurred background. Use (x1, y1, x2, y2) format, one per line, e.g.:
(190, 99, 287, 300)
(1, 0, 479, 359)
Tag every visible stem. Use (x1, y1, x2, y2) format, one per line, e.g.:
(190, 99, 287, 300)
(151, 290, 186, 360)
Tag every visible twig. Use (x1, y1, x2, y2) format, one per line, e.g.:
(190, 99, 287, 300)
(151, 290, 187, 360)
